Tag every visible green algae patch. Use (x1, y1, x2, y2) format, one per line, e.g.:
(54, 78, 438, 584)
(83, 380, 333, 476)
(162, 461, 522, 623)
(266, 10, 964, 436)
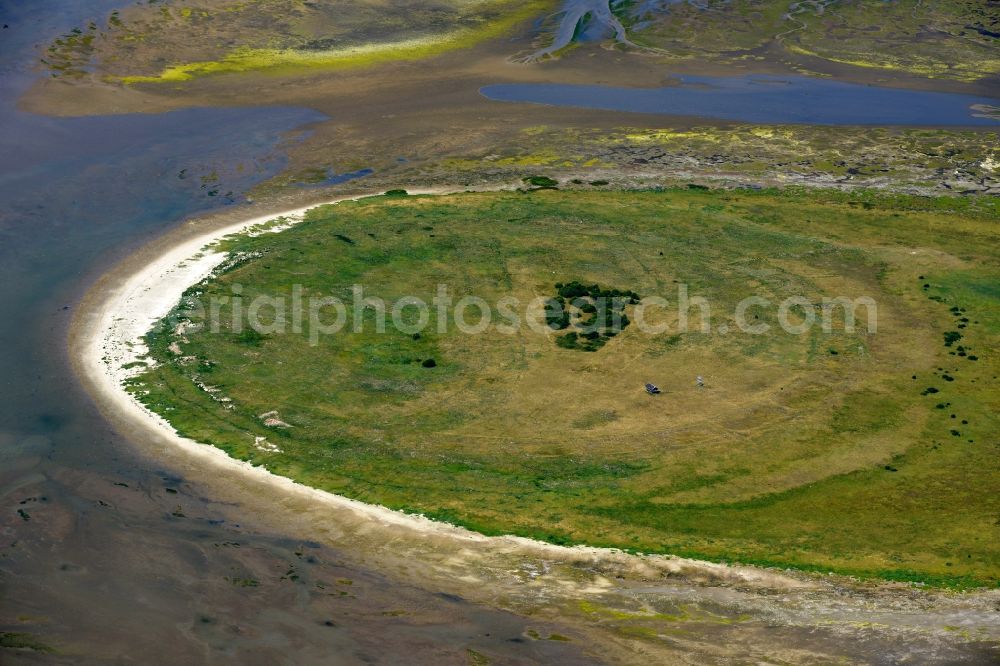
(784, 44, 1000, 84)
(0, 632, 56, 654)
(42, 1, 1000, 89)
(117, 1, 555, 84)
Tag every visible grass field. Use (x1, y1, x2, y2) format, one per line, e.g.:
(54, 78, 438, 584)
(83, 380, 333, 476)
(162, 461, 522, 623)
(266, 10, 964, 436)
(131, 188, 1000, 587)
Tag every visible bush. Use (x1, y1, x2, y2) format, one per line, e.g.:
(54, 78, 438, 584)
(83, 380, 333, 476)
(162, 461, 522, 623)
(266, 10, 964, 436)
(547, 314, 570, 330)
(549, 281, 641, 350)
(558, 281, 589, 299)
(236, 328, 265, 346)
(556, 332, 579, 349)
(421, 358, 437, 368)
(523, 175, 558, 188)
(544, 298, 570, 330)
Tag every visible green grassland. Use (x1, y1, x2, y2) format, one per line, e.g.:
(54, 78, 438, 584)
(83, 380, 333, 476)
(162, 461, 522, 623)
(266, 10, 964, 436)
(130, 189, 1000, 587)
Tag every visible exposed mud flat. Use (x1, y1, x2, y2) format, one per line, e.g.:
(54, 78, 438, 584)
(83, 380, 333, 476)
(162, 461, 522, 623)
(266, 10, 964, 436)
(6, 1, 1000, 661)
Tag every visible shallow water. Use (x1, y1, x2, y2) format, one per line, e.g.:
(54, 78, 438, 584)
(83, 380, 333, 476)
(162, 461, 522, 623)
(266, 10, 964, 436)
(525, 0, 634, 61)
(0, 3, 599, 662)
(481, 74, 1000, 126)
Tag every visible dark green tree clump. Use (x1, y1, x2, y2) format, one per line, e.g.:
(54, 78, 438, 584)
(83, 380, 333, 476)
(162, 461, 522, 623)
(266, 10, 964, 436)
(523, 175, 559, 189)
(544, 297, 571, 331)
(550, 281, 641, 352)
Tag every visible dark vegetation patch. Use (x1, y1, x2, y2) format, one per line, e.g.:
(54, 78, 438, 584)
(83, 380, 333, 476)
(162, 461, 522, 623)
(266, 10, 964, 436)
(522, 175, 559, 189)
(0, 632, 56, 654)
(550, 281, 641, 352)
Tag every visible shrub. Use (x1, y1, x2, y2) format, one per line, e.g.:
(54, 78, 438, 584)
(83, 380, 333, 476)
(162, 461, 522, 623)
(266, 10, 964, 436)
(549, 281, 641, 350)
(558, 281, 589, 299)
(523, 175, 558, 188)
(236, 329, 265, 346)
(556, 332, 579, 349)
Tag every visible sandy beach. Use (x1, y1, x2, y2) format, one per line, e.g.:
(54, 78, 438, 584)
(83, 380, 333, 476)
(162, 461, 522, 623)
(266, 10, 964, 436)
(72, 188, 499, 535)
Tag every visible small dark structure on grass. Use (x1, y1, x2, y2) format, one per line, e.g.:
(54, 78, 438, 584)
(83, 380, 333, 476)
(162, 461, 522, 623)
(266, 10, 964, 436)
(645, 383, 661, 395)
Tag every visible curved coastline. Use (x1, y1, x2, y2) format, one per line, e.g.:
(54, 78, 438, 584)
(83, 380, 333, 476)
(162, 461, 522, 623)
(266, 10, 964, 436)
(68, 185, 807, 589)
(66, 188, 1000, 660)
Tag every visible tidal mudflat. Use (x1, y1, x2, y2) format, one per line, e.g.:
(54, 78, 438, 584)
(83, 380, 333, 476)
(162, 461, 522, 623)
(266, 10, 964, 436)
(4, 0, 1000, 662)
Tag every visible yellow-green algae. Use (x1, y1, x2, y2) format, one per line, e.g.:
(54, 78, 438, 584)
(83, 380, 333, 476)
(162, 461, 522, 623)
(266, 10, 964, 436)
(119, 0, 555, 84)
(784, 45, 1000, 84)
(407, 125, 998, 197)
(629, 0, 1000, 83)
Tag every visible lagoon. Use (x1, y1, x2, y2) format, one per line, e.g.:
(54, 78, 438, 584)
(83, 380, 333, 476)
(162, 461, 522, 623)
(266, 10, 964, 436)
(481, 74, 1000, 126)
